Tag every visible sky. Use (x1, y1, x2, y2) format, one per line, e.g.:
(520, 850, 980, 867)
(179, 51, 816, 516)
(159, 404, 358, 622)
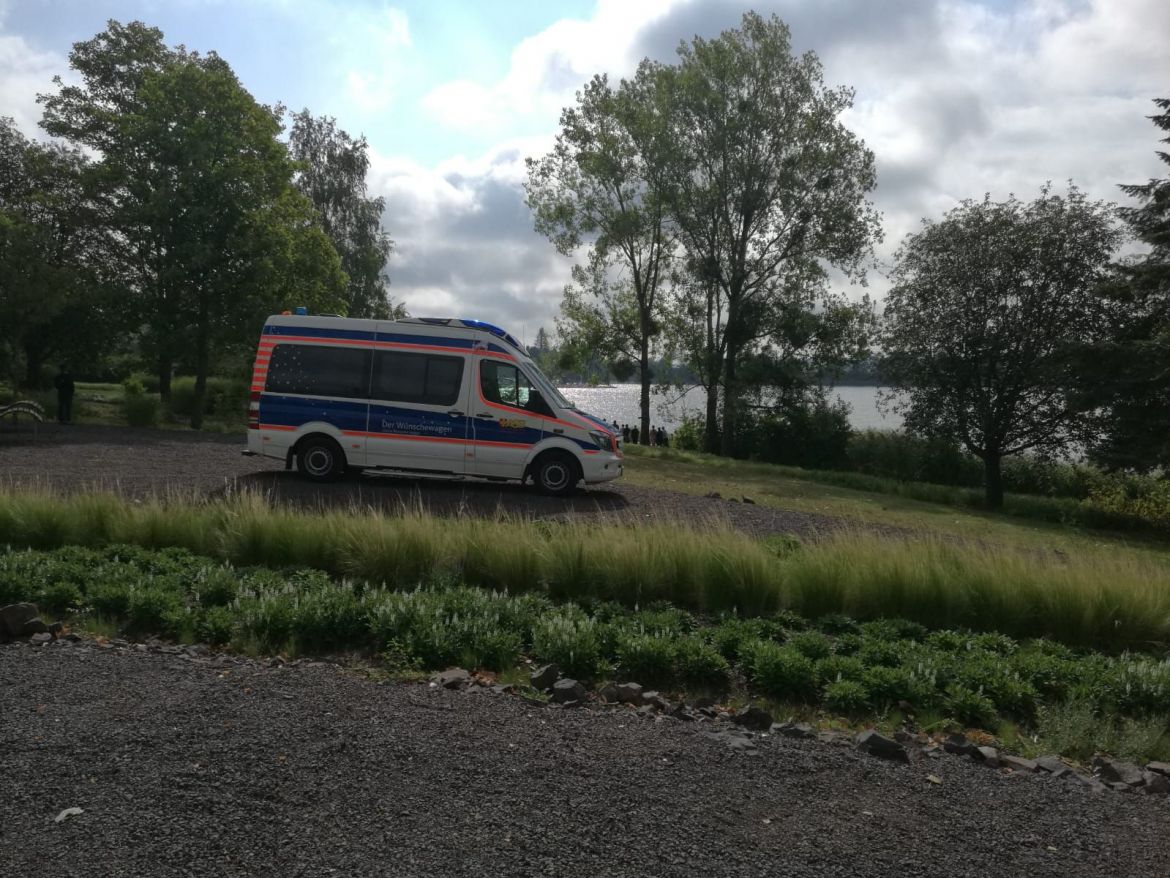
(2, 0, 1169, 342)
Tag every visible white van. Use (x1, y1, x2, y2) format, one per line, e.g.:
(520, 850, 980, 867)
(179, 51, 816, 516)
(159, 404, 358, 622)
(244, 313, 623, 495)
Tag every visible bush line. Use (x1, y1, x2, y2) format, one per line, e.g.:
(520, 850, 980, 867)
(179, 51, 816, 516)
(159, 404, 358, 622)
(2, 487, 1170, 653)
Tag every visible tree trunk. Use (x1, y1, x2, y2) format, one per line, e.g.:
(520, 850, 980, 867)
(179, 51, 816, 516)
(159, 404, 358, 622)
(190, 299, 210, 430)
(720, 344, 738, 458)
(638, 336, 651, 445)
(704, 384, 719, 453)
(982, 452, 1004, 510)
(157, 356, 173, 403)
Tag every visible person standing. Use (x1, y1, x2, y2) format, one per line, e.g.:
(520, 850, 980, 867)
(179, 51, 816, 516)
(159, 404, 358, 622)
(622, 424, 630, 443)
(54, 368, 75, 424)
(631, 424, 640, 445)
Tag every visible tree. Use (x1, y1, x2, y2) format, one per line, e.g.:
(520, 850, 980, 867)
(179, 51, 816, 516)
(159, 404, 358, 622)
(881, 185, 1122, 509)
(647, 13, 881, 455)
(40, 21, 346, 426)
(526, 72, 673, 444)
(1074, 99, 1170, 471)
(0, 118, 104, 386)
(288, 111, 401, 319)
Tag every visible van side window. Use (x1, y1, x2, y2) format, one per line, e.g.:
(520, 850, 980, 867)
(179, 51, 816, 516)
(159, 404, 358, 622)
(372, 351, 464, 406)
(266, 344, 371, 399)
(480, 360, 551, 415)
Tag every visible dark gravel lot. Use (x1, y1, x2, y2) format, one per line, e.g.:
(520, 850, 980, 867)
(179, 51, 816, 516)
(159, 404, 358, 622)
(2, 641, 1167, 878)
(0, 423, 854, 539)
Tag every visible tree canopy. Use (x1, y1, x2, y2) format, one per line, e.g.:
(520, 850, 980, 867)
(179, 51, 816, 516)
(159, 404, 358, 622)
(881, 185, 1122, 508)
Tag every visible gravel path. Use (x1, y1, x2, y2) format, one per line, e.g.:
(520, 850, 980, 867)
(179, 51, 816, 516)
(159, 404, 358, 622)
(0, 423, 855, 540)
(2, 641, 1167, 877)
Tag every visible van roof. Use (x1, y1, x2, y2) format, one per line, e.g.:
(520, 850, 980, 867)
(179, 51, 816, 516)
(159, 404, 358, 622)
(265, 313, 526, 355)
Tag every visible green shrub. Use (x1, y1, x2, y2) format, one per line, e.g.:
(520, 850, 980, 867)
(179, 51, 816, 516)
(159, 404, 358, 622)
(531, 609, 605, 680)
(615, 633, 676, 686)
(862, 665, 935, 708)
(814, 655, 866, 686)
(832, 633, 864, 655)
(817, 613, 859, 635)
(88, 581, 133, 618)
(122, 384, 160, 427)
(787, 630, 832, 661)
(670, 414, 705, 453)
(168, 376, 248, 419)
(857, 639, 905, 668)
(195, 568, 238, 607)
(945, 684, 998, 729)
(859, 618, 927, 642)
(706, 617, 786, 662)
(824, 679, 870, 714)
(197, 605, 236, 645)
(744, 641, 816, 701)
(126, 586, 184, 634)
(672, 637, 730, 690)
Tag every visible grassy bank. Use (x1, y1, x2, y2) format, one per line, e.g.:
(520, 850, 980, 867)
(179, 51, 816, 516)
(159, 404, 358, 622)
(2, 487, 1170, 652)
(5, 542, 1168, 763)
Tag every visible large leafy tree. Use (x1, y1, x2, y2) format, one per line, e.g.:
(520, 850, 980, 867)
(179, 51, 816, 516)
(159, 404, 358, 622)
(0, 118, 105, 386)
(526, 72, 673, 444)
(647, 13, 881, 455)
(288, 110, 400, 319)
(881, 185, 1122, 509)
(1074, 99, 1170, 470)
(40, 21, 345, 426)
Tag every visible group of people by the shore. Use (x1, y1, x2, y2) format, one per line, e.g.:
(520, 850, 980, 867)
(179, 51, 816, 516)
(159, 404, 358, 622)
(613, 421, 669, 448)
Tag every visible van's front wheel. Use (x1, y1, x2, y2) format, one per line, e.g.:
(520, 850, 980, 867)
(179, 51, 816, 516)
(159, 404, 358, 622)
(533, 451, 580, 497)
(297, 436, 346, 482)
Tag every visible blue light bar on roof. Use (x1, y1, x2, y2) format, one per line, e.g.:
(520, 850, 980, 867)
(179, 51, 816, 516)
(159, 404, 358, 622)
(458, 319, 522, 350)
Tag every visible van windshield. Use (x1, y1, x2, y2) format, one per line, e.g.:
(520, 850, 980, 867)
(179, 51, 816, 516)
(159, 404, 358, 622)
(523, 360, 573, 411)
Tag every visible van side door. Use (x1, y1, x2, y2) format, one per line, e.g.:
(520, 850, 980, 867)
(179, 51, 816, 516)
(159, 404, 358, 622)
(365, 343, 470, 475)
(470, 358, 551, 478)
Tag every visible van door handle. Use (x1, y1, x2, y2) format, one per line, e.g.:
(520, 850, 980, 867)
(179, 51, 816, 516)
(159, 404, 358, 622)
(448, 411, 464, 417)
(475, 413, 493, 419)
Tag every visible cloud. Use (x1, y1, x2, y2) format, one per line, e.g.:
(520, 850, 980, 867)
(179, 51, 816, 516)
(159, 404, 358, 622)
(342, 5, 414, 112)
(0, 17, 69, 138)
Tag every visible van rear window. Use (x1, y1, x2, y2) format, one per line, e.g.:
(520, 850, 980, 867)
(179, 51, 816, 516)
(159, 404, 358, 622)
(265, 344, 372, 399)
(372, 351, 464, 406)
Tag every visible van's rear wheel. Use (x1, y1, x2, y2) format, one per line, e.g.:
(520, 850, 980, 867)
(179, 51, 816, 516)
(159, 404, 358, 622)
(533, 451, 580, 497)
(297, 436, 345, 482)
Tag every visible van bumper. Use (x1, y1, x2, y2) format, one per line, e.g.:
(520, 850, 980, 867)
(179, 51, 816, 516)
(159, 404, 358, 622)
(582, 452, 623, 484)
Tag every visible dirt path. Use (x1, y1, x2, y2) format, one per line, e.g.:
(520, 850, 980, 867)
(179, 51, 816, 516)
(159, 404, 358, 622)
(0, 423, 859, 540)
(2, 641, 1167, 878)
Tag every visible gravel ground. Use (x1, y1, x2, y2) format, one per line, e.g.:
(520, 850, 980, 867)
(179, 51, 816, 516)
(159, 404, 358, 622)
(2, 641, 1167, 878)
(0, 423, 856, 540)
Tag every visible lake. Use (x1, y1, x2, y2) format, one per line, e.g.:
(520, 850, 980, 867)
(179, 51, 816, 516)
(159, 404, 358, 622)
(557, 384, 902, 433)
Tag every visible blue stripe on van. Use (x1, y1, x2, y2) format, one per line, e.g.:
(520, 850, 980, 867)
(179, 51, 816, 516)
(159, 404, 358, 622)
(260, 395, 369, 432)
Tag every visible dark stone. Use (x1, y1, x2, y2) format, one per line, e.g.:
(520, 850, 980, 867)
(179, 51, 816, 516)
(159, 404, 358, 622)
(22, 617, 49, 636)
(64, 632, 82, 643)
(597, 683, 622, 703)
(432, 668, 471, 690)
(741, 496, 756, 505)
(692, 696, 718, 710)
(30, 632, 52, 645)
(1001, 755, 1038, 773)
(703, 492, 722, 500)
(771, 721, 815, 739)
(1035, 755, 1069, 775)
(1146, 761, 1170, 777)
(1142, 771, 1170, 795)
(489, 684, 515, 695)
(641, 691, 670, 712)
(551, 678, 587, 704)
(972, 746, 1000, 768)
(1093, 756, 1145, 787)
(943, 733, 976, 757)
(731, 705, 773, 731)
(529, 664, 560, 692)
(0, 603, 40, 641)
(856, 730, 910, 763)
(893, 729, 916, 745)
(614, 682, 644, 705)
(1108, 781, 1134, 793)
(636, 704, 657, 718)
(48, 621, 64, 637)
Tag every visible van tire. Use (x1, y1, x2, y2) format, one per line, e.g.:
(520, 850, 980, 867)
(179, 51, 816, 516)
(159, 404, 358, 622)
(532, 450, 580, 497)
(296, 436, 346, 482)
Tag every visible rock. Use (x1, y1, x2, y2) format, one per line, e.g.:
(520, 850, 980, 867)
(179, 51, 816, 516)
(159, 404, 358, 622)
(856, 730, 910, 764)
(703, 491, 722, 500)
(64, 633, 82, 643)
(741, 496, 756, 505)
(1145, 761, 1170, 777)
(597, 683, 622, 703)
(1093, 756, 1145, 787)
(529, 664, 560, 692)
(432, 668, 471, 690)
(0, 603, 40, 641)
(614, 682, 644, 705)
(22, 617, 49, 635)
(1109, 781, 1134, 793)
(30, 632, 52, 645)
(636, 704, 657, 718)
(972, 746, 1000, 768)
(943, 733, 976, 757)
(893, 729, 917, 745)
(641, 691, 670, 712)
(692, 696, 718, 710)
(771, 721, 816, 739)
(1142, 771, 1170, 795)
(731, 705, 773, 731)
(550, 678, 587, 704)
(1035, 755, 1069, 775)
(54, 807, 84, 823)
(1001, 755, 1038, 773)
(48, 621, 64, 637)
(489, 683, 515, 695)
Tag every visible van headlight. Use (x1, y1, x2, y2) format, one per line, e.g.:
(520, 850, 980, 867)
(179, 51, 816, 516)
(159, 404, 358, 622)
(588, 431, 612, 452)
